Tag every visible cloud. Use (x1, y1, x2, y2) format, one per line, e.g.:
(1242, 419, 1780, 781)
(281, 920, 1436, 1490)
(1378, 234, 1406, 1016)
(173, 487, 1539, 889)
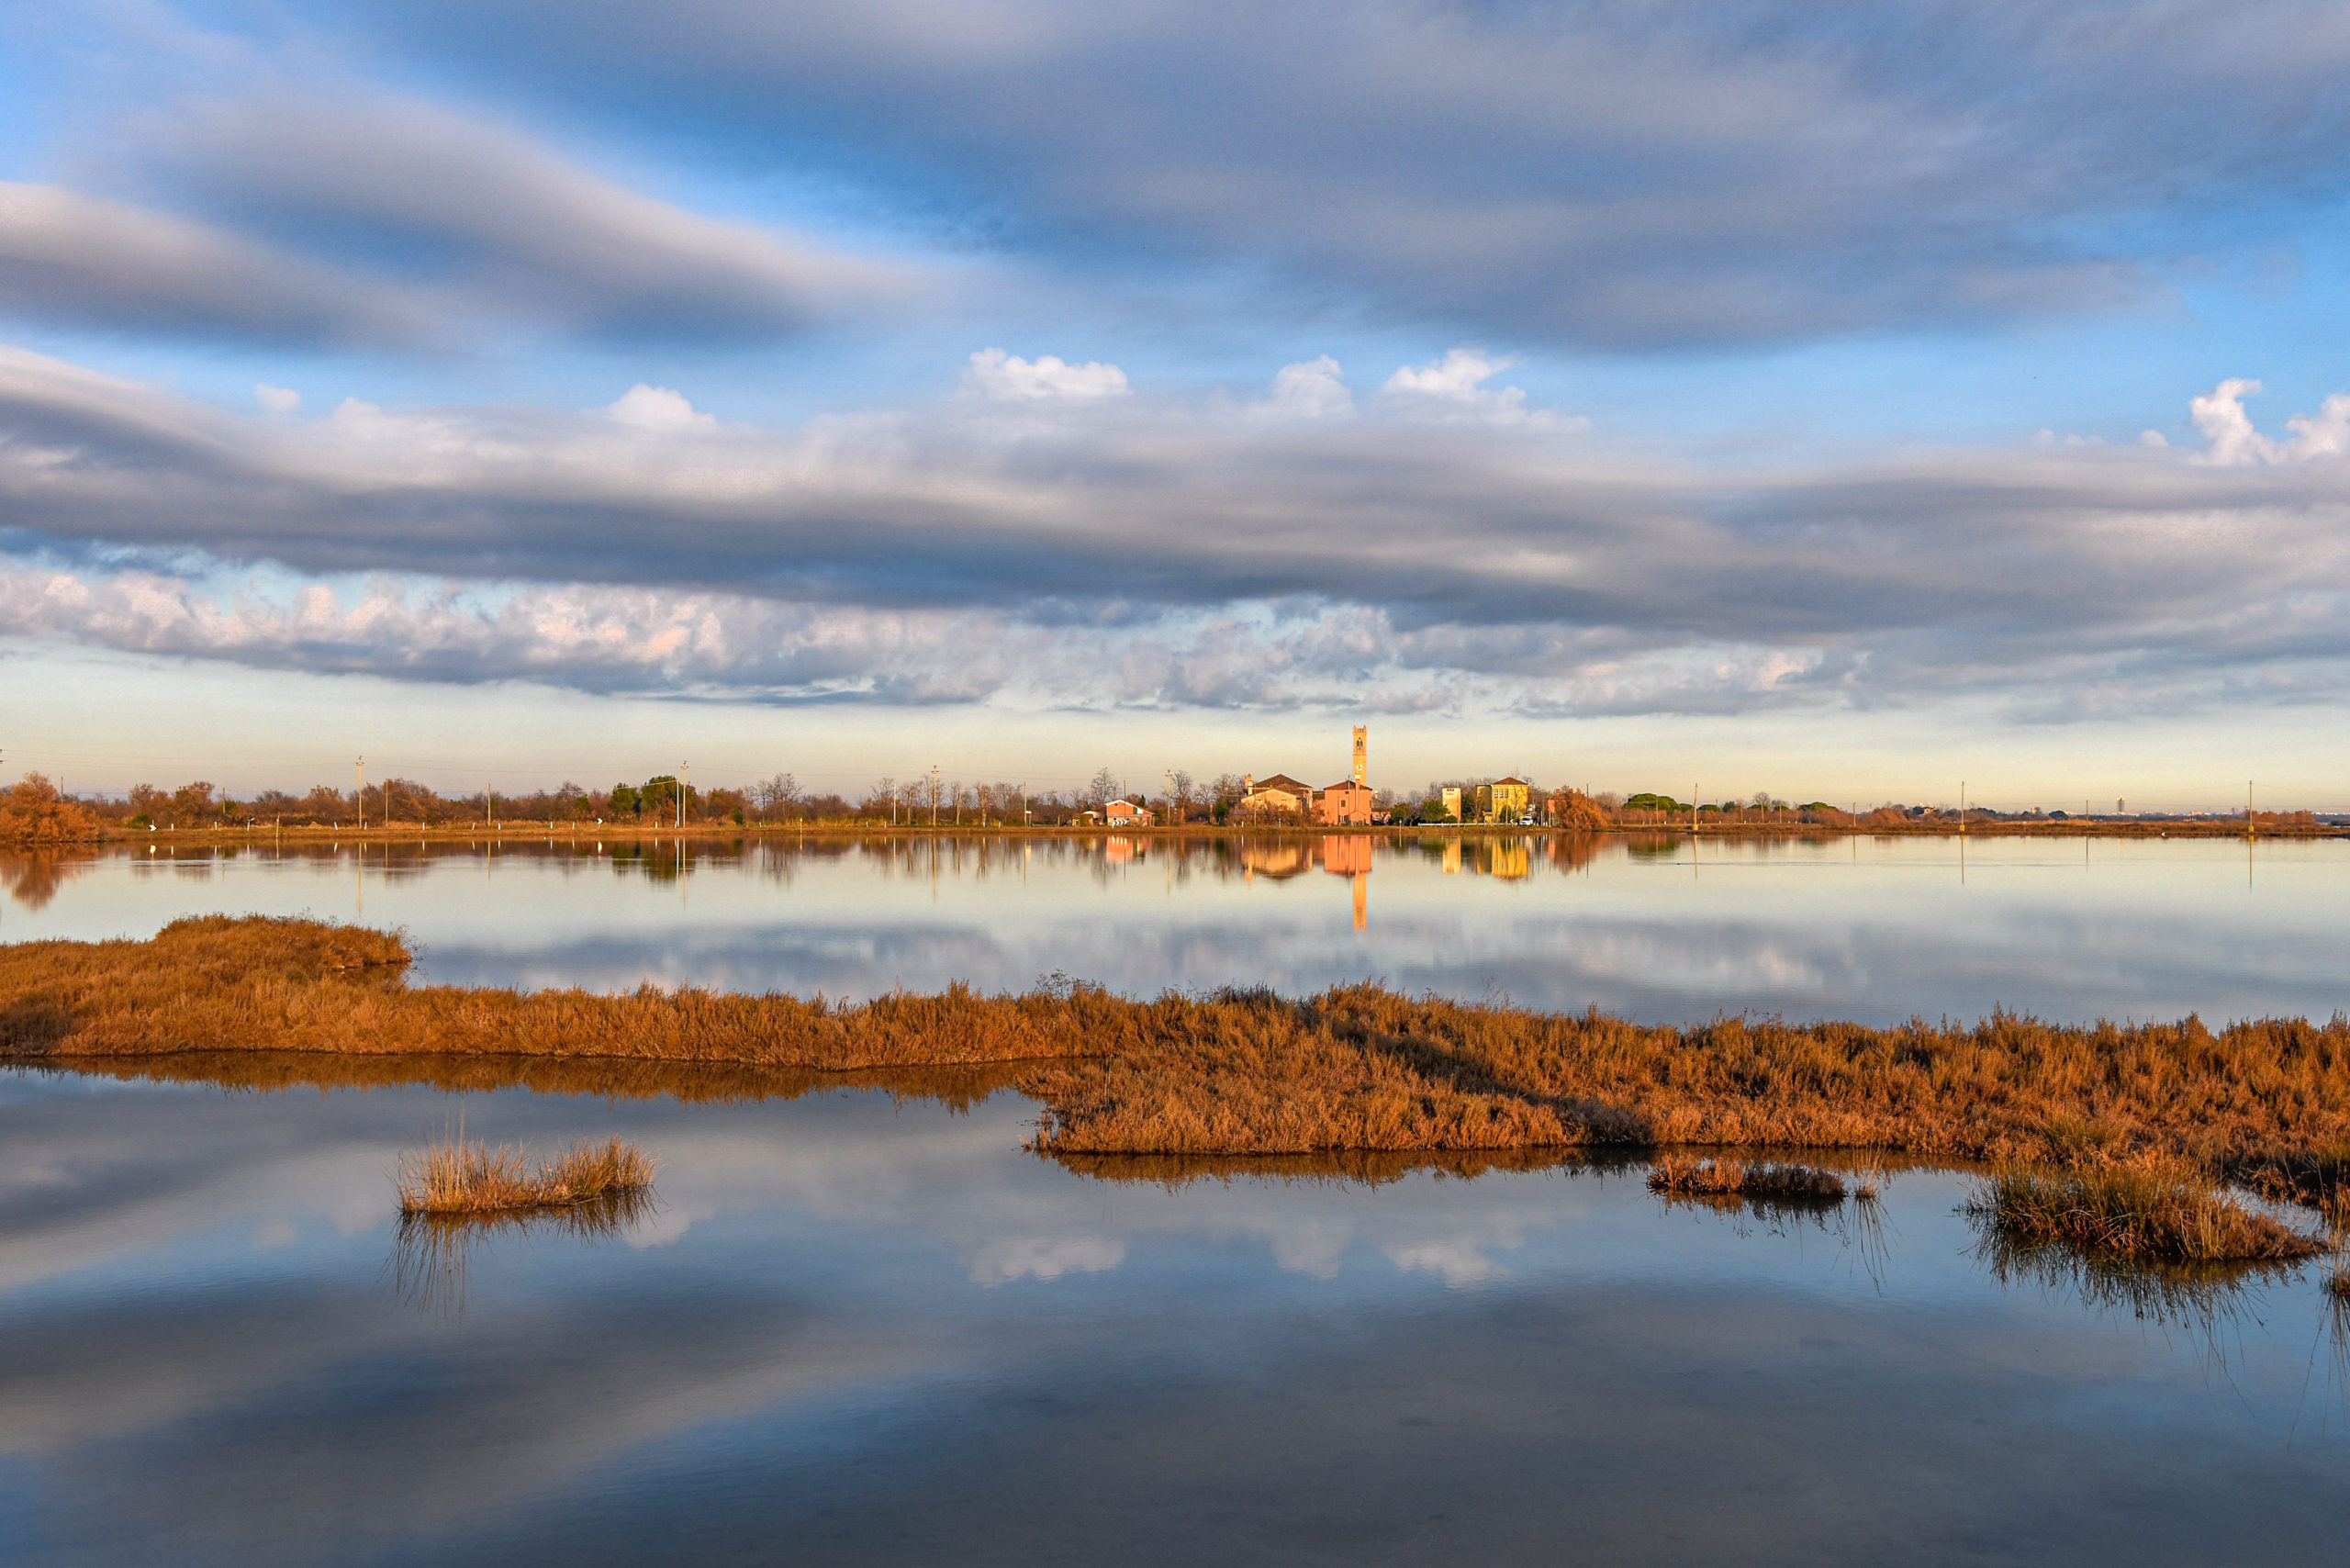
(334, 0, 2350, 347)
(963, 348, 1129, 401)
(2189, 379, 2350, 465)
(1251, 357, 1353, 420)
(6, 344, 2350, 720)
(21, 89, 912, 347)
(253, 384, 300, 415)
(0, 182, 420, 344)
(1379, 348, 1579, 429)
(605, 385, 715, 430)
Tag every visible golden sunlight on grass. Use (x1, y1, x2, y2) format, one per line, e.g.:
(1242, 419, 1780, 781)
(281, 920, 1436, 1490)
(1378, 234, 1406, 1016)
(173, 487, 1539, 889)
(1964, 1167, 2322, 1265)
(396, 1135, 655, 1216)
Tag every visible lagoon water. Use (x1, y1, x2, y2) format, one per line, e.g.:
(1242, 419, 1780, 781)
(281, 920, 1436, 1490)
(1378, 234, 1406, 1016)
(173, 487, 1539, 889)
(3, 831, 2345, 1025)
(4, 834, 2349, 1564)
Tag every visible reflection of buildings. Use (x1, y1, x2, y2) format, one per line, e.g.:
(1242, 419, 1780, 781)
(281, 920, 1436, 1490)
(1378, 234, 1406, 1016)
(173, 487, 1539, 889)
(1319, 835, 1374, 931)
(1238, 840, 1314, 879)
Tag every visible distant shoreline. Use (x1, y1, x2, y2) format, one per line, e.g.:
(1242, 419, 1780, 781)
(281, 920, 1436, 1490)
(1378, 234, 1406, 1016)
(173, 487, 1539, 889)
(45, 817, 2346, 848)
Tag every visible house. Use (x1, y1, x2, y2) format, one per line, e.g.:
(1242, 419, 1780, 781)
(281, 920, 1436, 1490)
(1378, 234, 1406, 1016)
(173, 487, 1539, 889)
(1238, 773, 1315, 819)
(1315, 778, 1376, 825)
(1441, 786, 1462, 821)
(1104, 798, 1153, 826)
(1476, 778, 1531, 823)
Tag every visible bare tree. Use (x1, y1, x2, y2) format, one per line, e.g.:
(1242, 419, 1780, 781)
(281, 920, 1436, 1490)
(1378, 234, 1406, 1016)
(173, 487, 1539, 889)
(1088, 767, 1120, 811)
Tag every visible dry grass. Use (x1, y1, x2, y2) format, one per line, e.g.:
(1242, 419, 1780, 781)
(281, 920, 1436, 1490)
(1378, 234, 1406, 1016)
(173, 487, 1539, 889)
(12, 918, 2350, 1197)
(396, 1135, 655, 1215)
(1648, 1155, 1847, 1202)
(1963, 1167, 2322, 1264)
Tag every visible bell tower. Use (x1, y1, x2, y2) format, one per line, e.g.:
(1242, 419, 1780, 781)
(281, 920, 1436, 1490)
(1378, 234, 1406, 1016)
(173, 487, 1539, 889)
(1351, 726, 1367, 786)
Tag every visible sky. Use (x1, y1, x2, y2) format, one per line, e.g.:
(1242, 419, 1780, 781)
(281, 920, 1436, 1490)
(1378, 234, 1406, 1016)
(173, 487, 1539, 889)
(4, 0, 2350, 809)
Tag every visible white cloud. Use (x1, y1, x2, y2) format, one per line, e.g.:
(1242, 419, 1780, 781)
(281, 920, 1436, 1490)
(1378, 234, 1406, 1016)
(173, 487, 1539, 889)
(2190, 378, 2350, 465)
(1379, 347, 1583, 429)
(1252, 355, 1353, 420)
(606, 384, 715, 430)
(963, 347, 1130, 401)
(253, 383, 299, 415)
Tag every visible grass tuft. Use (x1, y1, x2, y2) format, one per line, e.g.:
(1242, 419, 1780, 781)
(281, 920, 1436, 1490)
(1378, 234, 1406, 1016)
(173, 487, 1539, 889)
(1647, 1155, 1847, 1202)
(396, 1135, 655, 1216)
(1964, 1167, 2322, 1264)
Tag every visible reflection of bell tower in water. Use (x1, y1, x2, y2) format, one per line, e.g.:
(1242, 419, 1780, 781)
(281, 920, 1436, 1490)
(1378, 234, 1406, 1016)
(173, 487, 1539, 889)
(1351, 725, 1369, 930)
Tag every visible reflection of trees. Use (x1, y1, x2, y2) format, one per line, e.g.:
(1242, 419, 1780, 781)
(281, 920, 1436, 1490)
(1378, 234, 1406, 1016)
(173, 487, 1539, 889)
(389, 1188, 657, 1318)
(0, 852, 95, 911)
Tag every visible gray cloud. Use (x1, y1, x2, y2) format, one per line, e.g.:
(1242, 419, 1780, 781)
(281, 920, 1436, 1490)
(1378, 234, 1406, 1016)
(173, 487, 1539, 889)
(0, 91, 912, 347)
(0, 183, 424, 344)
(3, 343, 2349, 716)
(129, 92, 911, 342)
(340, 0, 2350, 346)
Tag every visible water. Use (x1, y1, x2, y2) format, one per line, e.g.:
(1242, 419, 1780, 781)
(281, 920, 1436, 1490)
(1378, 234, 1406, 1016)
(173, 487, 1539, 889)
(4, 831, 2345, 1025)
(5, 833, 2347, 1562)
(1, 1066, 2344, 1566)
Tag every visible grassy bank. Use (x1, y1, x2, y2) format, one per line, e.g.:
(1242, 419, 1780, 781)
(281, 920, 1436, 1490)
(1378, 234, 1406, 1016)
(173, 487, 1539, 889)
(1964, 1168, 2321, 1264)
(8, 918, 2350, 1203)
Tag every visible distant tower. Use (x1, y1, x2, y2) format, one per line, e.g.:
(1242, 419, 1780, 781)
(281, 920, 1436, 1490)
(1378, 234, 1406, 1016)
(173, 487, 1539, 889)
(1352, 726, 1367, 787)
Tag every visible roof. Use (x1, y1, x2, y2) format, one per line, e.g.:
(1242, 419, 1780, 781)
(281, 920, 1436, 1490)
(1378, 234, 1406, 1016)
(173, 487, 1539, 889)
(1490, 777, 1530, 788)
(1323, 778, 1372, 792)
(1248, 773, 1314, 796)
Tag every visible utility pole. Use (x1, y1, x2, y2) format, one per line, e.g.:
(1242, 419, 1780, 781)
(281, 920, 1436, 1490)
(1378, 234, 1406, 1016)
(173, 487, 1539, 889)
(679, 762, 688, 828)
(356, 756, 364, 830)
(932, 764, 939, 827)
(2248, 778, 2255, 838)
(1960, 780, 1967, 835)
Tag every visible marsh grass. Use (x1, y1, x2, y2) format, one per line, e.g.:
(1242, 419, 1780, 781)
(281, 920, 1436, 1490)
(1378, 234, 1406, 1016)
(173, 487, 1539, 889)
(396, 1135, 655, 1215)
(14, 918, 2350, 1194)
(1648, 1155, 1847, 1203)
(1964, 1167, 2322, 1265)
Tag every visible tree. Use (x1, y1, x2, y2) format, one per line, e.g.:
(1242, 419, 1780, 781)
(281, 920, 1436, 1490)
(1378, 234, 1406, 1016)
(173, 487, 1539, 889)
(0, 774, 100, 843)
(610, 782, 643, 817)
(753, 772, 799, 819)
(170, 781, 218, 826)
(1088, 767, 1119, 811)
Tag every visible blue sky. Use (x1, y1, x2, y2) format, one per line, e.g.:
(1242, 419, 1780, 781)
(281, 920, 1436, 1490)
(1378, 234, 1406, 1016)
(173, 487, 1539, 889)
(5, 0, 2350, 807)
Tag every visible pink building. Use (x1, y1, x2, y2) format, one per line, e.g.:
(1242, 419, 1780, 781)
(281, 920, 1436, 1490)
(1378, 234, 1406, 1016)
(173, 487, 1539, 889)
(1315, 779, 1376, 825)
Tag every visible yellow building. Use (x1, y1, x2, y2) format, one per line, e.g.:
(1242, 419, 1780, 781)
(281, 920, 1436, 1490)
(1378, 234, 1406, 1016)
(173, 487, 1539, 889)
(1475, 778, 1530, 823)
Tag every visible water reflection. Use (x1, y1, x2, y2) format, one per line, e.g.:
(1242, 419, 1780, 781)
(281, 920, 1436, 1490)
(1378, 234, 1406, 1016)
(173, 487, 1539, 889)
(6, 831, 2350, 1027)
(5, 1067, 2350, 1565)
(389, 1188, 660, 1318)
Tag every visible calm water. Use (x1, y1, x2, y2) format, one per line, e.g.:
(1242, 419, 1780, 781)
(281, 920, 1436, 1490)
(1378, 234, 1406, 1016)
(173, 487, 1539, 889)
(2, 1067, 2346, 1566)
(4, 833, 2347, 1563)
(2, 831, 2345, 1025)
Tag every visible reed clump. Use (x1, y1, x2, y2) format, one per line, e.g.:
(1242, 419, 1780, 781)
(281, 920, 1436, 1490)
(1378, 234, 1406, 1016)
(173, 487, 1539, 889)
(1648, 1155, 1847, 1202)
(13, 918, 2350, 1192)
(1964, 1167, 2322, 1264)
(397, 1136, 655, 1216)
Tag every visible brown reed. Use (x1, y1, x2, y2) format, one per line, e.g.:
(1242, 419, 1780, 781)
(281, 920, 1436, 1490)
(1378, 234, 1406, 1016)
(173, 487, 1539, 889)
(11, 918, 2350, 1199)
(1963, 1167, 2322, 1264)
(1648, 1155, 1847, 1202)
(396, 1136, 655, 1216)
